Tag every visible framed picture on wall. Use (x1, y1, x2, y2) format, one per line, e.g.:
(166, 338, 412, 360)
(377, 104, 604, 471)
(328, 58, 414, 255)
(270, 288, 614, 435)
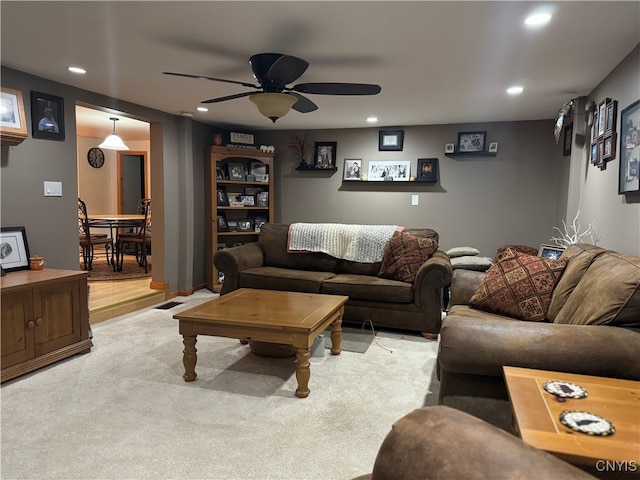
(313, 142, 337, 169)
(343, 159, 362, 181)
(30, 91, 65, 140)
(618, 99, 640, 194)
(416, 158, 438, 182)
(0, 87, 28, 146)
(563, 124, 573, 157)
(456, 131, 487, 153)
(367, 160, 410, 181)
(378, 130, 404, 151)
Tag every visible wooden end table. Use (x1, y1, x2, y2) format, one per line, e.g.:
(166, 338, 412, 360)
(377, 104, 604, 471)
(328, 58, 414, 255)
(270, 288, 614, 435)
(173, 289, 348, 398)
(503, 366, 640, 469)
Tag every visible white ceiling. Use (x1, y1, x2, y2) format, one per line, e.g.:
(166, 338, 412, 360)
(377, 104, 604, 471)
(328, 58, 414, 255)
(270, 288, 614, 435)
(2, 1, 639, 141)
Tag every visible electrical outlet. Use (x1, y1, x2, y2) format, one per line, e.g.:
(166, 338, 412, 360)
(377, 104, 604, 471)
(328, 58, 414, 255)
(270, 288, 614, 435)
(411, 194, 419, 206)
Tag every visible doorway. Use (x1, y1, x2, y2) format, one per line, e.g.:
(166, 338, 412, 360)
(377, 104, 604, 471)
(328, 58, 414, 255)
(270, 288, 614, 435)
(118, 151, 149, 213)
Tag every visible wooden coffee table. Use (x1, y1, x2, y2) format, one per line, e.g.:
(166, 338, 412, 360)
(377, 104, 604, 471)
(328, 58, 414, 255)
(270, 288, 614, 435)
(503, 366, 640, 468)
(173, 289, 349, 398)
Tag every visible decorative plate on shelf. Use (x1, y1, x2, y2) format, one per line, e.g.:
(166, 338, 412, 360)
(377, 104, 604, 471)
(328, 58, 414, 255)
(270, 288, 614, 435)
(559, 410, 615, 436)
(543, 381, 588, 399)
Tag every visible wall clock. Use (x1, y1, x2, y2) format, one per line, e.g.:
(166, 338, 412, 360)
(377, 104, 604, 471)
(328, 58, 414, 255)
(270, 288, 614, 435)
(87, 147, 105, 168)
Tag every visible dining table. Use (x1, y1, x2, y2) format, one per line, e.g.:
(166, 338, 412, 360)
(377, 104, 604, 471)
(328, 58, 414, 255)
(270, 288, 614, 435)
(88, 214, 145, 272)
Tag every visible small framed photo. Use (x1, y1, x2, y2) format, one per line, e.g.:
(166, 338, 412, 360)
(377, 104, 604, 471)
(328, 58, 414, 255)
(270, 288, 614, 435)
(591, 142, 599, 165)
(250, 161, 267, 176)
(592, 112, 599, 142)
(0, 87, 28, 145)
(216, 212, 230, 232)
(605, 99, 617, 133)
(563, 124, 572, 157)
(343, 158, 362, 181)
(598, 99, 607, 137)
(456, 131, 487, 153)
(216, 185, 229, 206)
(216, 166, 227, 180)
(250, 212, 266, 231)
(602, 132, 616, 161)
(314, 142, 337, 169)
(227, 162, 245, 181)
(237, 220, 252, 232)
(244, 186, 265, 196)
(227, 220, 238, 231)
(240, 195, 255, 206)
(444, 143, 455, 154)
(416, 158, 438, 182)
(30, 91, 65, 140)
(367, 160, 410, 181)
(488, 141, 499, 153)
(256, 191, 269, 206)
(254, 173, 269, 183)
(598, 139, 605, 169)
(538, 244, 565, 260)
(379, 130, 404, 151)
(0, 226, 31, 272)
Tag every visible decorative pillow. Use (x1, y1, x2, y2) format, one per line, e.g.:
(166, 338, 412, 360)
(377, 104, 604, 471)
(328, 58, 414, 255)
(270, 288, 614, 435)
(450, 256, 493, 271)
(469, 248, 568, 321)
(495, 244, 539, 259)
(378, 233, 438, 283)
(446, 246, 480, 258)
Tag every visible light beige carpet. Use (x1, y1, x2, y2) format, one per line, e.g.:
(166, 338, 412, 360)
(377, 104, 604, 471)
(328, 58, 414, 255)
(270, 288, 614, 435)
(1, 291, 440, 480)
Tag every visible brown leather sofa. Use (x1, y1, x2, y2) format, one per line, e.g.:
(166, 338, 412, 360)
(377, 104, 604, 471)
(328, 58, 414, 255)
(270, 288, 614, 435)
(353, 405, 595, 480)
(437, 243, 640, 431)
(214, 223, 452, 334)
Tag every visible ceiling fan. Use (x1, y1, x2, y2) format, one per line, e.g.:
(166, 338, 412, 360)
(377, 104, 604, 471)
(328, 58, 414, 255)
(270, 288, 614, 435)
(163, 53, 382, 122)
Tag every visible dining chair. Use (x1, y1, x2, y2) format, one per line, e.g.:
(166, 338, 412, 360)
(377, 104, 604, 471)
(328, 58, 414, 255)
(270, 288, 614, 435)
(78, 197, 114, 270)
(117, 199, 151, 273)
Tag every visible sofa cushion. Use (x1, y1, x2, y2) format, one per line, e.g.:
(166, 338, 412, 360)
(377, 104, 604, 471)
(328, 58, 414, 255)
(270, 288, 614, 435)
(321, 274, 414, 303)
(258, 223, 338, 272)
(446, 246, 480, 257)
(239, 266, 336, 293)
(469, 248, 568, 321)
(337, 259, 382, 276)
(547, 244, 611, 321)
(553, 251, 640, 327)
(450, 256, 493, 271)
(378, 233, 438, 283)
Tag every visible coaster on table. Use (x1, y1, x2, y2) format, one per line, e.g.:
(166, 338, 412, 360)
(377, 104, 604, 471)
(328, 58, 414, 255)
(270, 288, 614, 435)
(543, 380, 588, 399)
(559, 411, 615, 436)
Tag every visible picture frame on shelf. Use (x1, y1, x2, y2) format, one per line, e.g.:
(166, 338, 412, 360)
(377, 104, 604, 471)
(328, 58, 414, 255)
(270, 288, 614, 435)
(240, 195, 255, 206)
(488, 141, 499, 153)
(237, 220, 252, 232)
(343, 158, 362, 181)
(597, 99, 607, 137)
(379, 130, 404, 151)
(227, 220, 238, 232)
(216, 185, 229, 206)
(250, 161, 266, 176)
(217, 212, 230, 232)
(538, 244, 565, 260)
(605, 99, 618, 133)
(256, 191, 269, 206)
(313, 142, 337, 169)
(216, 166, 227, 180)
(367, 160, 410, 181)
(456, 131, 487, 153)
(30, 91, 65, 140)
(254, 173, 269, 183)
(0, 226, 31, 272)
(244, 186, 265, 196)
(444, 143, 455, 154)
(416, 158, 438, 182)
(250, 212, 267, 231)
(227, 162, 245, 181)
(563, 124, 572, 157)
(618, 99, 640, 194)
(0, 87, 28, 145)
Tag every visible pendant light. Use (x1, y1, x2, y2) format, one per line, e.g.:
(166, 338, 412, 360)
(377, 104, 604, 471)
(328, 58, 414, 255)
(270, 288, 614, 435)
(99, 117, 130, 150)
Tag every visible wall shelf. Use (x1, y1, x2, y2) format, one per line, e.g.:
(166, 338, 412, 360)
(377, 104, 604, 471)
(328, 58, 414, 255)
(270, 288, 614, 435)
(295, 167, 338, 172)
(445, 152, 496, 158)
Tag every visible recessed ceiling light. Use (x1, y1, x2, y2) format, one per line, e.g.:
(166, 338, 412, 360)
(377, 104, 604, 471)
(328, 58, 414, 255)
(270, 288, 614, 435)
(366, 116, 378, 123)
(196, 107, 208, 112)
(507, 86, 524, 95)
(67, 66, 86, 74)
(524, 12, 552, 27)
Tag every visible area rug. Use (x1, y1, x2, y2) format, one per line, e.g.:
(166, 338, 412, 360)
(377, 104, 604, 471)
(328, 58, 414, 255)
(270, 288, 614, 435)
(323, 325, 376, 354)
(84, 256, 151, 281)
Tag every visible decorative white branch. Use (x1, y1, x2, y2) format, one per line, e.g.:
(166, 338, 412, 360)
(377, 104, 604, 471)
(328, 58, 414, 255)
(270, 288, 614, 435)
(550, 210, 600, 246)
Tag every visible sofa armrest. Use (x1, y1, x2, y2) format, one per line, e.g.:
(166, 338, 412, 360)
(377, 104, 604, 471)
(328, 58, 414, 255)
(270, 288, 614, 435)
(214, 242, 264, 295)
(413, 249, 452, 313)
(449, 269, 485, 306)
(439, 315, 640, 380)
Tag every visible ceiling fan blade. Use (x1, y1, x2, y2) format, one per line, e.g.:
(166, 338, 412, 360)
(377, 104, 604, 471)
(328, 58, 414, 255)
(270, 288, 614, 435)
(201, 91, 254, 104)
(163, 72, 258, 89)
(289, 92, 318, 113)
(250, 53, 309, 85)
(292, 82, 382, 96)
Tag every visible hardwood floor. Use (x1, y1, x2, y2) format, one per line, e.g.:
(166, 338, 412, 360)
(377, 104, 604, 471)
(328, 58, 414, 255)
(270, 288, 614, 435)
(88, 277, 165, 324)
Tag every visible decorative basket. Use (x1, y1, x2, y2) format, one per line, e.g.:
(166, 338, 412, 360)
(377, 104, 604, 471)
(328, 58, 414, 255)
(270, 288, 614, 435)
(249, 340, 296, 358)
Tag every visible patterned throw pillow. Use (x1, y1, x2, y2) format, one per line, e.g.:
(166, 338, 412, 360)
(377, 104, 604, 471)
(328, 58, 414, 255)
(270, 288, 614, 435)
(495, 244, 539, 259)
(378, 233, 438, 283)
(469, 248, 568, 321)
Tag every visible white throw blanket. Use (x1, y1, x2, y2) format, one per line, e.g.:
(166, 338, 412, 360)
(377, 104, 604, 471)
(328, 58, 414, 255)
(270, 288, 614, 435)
(287, 223, 399, 263)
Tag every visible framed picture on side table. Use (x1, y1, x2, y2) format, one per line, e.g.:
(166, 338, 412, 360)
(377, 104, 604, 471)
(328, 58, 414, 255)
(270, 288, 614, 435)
(0, 226, 31, 272)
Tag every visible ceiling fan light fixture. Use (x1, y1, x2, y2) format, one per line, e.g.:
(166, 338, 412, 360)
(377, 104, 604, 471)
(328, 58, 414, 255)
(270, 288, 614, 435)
(99, 117, 130, 150)
(249, 93, 297, 123)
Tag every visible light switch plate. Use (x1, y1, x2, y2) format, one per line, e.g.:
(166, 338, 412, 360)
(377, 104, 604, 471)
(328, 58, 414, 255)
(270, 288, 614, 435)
(44, 181, 62, 197)
(411, 194, 419, 206)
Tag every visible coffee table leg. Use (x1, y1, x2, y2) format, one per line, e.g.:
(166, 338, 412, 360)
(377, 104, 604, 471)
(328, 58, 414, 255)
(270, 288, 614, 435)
(182, 334, 197, 382)
(330, 317, 343, 355)
(294, 347, 311, 398)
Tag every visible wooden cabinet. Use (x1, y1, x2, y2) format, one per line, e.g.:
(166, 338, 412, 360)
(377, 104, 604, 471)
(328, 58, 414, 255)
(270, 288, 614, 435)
(1, 269, 92, 382)
(205, 146, 274, 291)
